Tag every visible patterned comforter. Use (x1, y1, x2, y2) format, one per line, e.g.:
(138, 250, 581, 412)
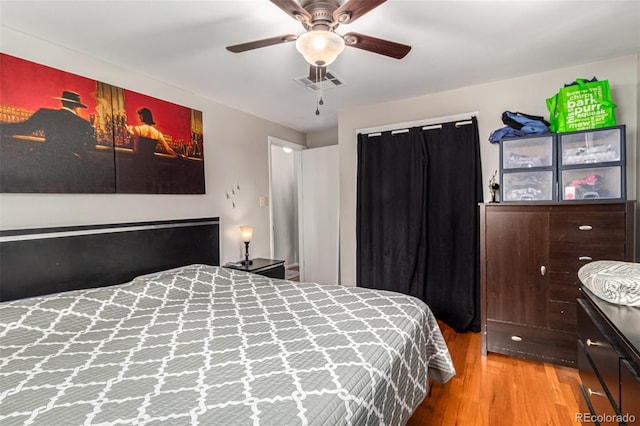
(578, 260, 640, 306)
(0, 264, 455, 425)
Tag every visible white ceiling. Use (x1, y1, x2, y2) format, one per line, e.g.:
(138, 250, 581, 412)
(1, 1, 639, 134)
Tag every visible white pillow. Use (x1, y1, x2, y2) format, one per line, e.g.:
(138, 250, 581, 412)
(578, 261, 640, 307)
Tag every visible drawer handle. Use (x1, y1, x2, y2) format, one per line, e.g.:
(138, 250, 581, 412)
(587, 388, 605, 397)
(586, 339, 603, 347)
(579, 225, 593, 231)
(540, 265, 546, 276)
(579, 256, 593, 262)
(511, 335, 523, 342)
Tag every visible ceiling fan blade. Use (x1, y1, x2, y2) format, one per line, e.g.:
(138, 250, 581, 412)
(343, 32, 411, 59)
(226, 34, 297, 53)
(333, 0, 387, 24)
(270, 0, 312, 23)
(308, 65, 327, 83)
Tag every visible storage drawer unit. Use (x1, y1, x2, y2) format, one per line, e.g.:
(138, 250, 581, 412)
(548, 300, 577, 332)
(486, 320, 576, 365)
(558, 125, 626, 202)
(559, 126, 624, 166)
(480, 202, 634, 368)
(502, 170, 555, 201)
(498, 126, 627, 203)
(500, 134, 557, 202)
(549, 211, 627, 243)
(549, 243, 626, 273)
(502, 135, 555, 169)
(549, 273, 582, 302)
(560, 166, 624, 201)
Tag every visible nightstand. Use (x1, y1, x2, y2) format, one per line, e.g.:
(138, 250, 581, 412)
(224, 258, 285, 279)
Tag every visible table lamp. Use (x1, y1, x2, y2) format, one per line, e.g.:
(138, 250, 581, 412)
(240, 226, 253, 266)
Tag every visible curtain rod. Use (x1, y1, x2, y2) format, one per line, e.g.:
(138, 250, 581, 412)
(367, 119, 475, 137)
(359, 111, 479, 136)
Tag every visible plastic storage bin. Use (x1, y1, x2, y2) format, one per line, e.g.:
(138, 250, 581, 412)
(501, 135, 554, 170)
(500, 134, 556, 202)
(560, 166, 623, 201)
(559, 126, 623, 166)
(558, 125, 626, 202)
(502, 170, 555, 202)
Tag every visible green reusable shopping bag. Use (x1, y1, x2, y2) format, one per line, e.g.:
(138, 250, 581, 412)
(545, 79, 617, 133)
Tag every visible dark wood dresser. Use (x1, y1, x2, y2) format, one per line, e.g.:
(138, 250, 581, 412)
(479, 202, 634, 367)
(577, 285, 640, 425)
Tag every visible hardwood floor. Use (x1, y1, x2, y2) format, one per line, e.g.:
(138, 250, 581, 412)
(285, 265, 300, 281)
(408, 322, 582, 426)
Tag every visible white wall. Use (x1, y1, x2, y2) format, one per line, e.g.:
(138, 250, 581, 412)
(0, 27, 306, 264)
(339, 54, 639, 286)
(306, 127, 338, 148)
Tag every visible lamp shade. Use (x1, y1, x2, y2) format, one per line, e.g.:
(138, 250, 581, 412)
(295, 30, 345, 66)
(240, 226, 253, 242)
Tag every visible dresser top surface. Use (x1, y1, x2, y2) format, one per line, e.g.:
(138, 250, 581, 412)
(480, 200, 636, 208)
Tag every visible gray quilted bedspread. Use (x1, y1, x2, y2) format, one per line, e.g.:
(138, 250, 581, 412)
(0, 264, 455, 425)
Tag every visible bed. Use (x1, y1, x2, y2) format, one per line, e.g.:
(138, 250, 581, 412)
(0, 218, 455, 425)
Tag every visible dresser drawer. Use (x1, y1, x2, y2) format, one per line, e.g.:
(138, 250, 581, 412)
(621, 359, 640, 422)
(549, 272, 581, 302)
(578, 342, 619, 425)
(548, 300, 577, 332)
(550, 211, 626, 243)
(486, 320, 576, 366)
(549, 243, 625, 273)
(578, 301, 620, 407)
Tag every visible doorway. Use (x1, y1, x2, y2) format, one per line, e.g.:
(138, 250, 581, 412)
(268, 137, 302, 280)
(268, 137, 340, 285)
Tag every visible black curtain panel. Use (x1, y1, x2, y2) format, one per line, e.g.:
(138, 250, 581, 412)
(422, 118, 483, 332)
(356, 128, 427, 300)
(356, 118, 482, 332)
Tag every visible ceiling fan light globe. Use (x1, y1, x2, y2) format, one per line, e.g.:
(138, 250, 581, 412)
(295, 30, 345, 66)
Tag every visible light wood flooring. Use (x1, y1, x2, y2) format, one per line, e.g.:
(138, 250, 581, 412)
(408, 322, 582, 426)
(285, 265, 300, 281)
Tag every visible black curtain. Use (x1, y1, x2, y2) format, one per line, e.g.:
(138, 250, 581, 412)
(356, 118, 482, 332)
(357, 128, 427, 299)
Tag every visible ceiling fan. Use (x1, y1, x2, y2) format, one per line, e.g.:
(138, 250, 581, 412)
(226, 0, 411, 83)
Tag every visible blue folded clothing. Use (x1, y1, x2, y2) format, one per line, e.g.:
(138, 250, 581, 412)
(488, 126, 525, 143)
(502, 111, 550, 135)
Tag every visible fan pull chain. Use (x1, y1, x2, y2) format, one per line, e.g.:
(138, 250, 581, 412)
(315, 66, 323, 116)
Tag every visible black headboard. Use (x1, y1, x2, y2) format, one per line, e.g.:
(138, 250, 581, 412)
(0, 217, 219, 301)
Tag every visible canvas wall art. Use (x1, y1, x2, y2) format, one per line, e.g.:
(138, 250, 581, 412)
(0, 53, 205, 194)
